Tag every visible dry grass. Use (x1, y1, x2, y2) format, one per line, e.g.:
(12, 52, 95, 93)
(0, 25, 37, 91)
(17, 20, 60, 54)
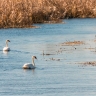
(0, 0, 96, 28)
(0, 0, 33, 28)
(79, 61, 96, 66)
(61, 41, 85, 46)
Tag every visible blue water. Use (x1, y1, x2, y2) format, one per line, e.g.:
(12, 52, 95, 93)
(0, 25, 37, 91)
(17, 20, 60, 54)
(0, 18, 96, 96)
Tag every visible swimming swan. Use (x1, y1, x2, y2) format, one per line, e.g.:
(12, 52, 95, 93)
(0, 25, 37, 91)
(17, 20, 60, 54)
(23, 56, 37, 69)
(3, 40, 10, 51)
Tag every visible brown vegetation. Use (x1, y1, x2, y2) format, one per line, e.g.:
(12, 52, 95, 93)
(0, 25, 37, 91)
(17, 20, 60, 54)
(61, 41, 85, 46)
(0, 0, 96, 28)
(79, 61, 96, 66)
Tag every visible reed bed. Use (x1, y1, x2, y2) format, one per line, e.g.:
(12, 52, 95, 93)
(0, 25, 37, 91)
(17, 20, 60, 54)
(0, 0, 96, 28)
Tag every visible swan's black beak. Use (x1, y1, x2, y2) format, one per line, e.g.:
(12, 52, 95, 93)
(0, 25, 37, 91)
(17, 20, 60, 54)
(8, 40, 10, 42)
(34, 56, 37, 59)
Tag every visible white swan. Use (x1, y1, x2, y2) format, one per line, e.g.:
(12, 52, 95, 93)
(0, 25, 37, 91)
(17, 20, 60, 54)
(3, 40, 10, 51)
(23, 56, 37, 69)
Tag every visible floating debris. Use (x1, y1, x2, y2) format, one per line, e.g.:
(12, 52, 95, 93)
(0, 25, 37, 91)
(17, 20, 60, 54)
(79, 61, 96, 66)
(84, 47, 95, 49)
(84, 61, 96, 66)
(50, 58, 60, 61)
(44, 57, 62, 61)
(42, 50, 54, 55)
(61, 41, 85, 46)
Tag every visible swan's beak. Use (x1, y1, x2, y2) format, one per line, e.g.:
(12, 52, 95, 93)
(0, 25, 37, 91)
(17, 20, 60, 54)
(33, 56, 37, 59)
(7, 40, 10, 42)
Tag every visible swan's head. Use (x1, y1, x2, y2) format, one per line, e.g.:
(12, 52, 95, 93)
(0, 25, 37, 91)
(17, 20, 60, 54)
(32, 56, 37, 59)
(6, 40, 10, 42)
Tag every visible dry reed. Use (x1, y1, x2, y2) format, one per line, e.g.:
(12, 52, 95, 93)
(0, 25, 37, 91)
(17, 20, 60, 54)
(0, 0, 96, 28)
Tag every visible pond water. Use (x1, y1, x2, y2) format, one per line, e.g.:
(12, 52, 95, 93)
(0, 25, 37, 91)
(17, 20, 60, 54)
(0, 18, 96, 96)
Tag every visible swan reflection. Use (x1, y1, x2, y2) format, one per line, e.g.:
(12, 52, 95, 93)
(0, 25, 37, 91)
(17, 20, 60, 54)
(3, 50, 9, 54)
(23, 68, 35, 74)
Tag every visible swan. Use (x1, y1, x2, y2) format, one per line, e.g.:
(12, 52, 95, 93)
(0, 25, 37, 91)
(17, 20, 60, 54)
(23, 56, 37, 69)
(3, 40, 10, 51)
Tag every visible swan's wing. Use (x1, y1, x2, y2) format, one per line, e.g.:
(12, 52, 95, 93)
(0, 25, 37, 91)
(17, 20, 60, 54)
(23, 63, 35, 69)
(3, 47, 10, 51)
(23, 63, 30, 69)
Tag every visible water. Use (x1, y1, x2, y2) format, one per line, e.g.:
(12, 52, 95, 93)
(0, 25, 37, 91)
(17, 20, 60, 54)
(0, 18, 96, 96)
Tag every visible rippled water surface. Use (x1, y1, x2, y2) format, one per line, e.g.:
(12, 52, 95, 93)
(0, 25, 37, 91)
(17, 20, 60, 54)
(0, 19, 96, 96)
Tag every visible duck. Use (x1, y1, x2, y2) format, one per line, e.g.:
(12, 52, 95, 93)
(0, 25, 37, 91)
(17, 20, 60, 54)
(23, 56, 37, 69)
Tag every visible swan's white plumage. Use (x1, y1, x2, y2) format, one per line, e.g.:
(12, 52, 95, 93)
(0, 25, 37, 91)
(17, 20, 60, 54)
(23, 56, 37, 69)
(23, 63, 35, 69)
(3, 47, 10, 51)
(3, 40, 10, 51)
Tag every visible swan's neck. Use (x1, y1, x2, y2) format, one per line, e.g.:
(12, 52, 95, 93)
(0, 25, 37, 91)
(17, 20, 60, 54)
(6, 41, 8, 47)
(32, 58, 35, 66)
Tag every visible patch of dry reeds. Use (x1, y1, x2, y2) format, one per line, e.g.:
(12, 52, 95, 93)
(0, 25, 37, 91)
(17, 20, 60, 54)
(0, 0, 96, 28)
(61, 41, 85, 46)
(79, 61, 96, 66)
(0, 0, 33, 28)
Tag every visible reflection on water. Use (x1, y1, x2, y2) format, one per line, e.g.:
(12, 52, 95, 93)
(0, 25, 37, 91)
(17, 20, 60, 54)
(3, 50, 9, 55)
(23, 68, 35, 74)
(0, 19, 96, 96)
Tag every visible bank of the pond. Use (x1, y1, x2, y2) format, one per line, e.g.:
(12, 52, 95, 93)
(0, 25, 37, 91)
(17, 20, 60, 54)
(0, 0, 96, 28)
